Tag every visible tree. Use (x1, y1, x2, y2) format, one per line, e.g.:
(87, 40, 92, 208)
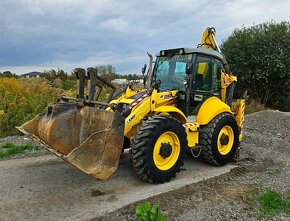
(0, 71, 18, 78)
(44, 69, 68, 81)
(127, 74, 133, 80)
(43, 69, 77, 90)
(96, 65, 116, 75)
(95, 65, 121, 82)
(221, 21, 290, 110)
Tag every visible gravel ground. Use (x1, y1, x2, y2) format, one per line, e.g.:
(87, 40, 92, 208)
(1, 110, 289, 220)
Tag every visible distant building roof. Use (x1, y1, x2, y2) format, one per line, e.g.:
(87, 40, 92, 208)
(21, 71, 45, 78)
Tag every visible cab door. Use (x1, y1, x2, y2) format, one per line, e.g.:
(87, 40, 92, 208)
(188, 55, 222, 115)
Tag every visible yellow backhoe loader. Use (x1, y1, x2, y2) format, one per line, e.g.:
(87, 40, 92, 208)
(18, 28, 245, 183)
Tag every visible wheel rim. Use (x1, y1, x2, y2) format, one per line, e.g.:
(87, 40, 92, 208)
(217, 125, 234, 155)
(153, 131, 180, 171)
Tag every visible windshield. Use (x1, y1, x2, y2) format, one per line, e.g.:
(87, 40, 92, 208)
(153, 54, 193, 91)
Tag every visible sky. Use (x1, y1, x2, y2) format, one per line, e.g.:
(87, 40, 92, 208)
(0, 0, 289, 75)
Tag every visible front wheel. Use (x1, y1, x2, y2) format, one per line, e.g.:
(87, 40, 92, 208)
(199, 113, 239, 165)
(130, 115, 187, 183)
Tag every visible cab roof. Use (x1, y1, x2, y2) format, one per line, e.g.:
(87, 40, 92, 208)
(156, 47, 223, 60)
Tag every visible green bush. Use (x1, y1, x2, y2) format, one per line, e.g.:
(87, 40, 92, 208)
(136, 202, 166, 221)
(221, 21, 290, 110)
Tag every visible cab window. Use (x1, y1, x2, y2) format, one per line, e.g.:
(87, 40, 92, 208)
(213, 59, 223, 93)
(153, 54, 192, 91)
(192, 56, 212, 91)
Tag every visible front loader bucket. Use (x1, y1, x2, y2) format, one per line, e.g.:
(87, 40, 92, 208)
(17, 102, 124, 180)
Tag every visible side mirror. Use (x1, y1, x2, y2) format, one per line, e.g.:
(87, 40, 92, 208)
(141, 64, 147, 76)
(186, 62, 193, 75)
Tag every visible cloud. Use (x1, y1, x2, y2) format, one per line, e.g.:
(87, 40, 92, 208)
(101, 17, 130, 32)
(0, 0, 289, 75)
(0, 52, 147, 74)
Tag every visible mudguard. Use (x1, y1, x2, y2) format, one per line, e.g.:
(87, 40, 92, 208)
(196, 96, 232, 125)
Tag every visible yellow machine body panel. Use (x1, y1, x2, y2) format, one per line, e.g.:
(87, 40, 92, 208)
(183, 122, 200, 148)
(125, 86, 139, 98)
(123, 90, 184, 138)
(153, 106, 187, 124)
(124, 96, 151, 138)
(113, 98, 134, 105)
(196, 96, 233, 125)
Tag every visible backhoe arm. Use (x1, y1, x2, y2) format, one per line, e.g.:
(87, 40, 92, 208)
(199, 27, 230, 74)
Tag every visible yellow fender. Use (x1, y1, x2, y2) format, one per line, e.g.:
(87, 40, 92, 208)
(196, 96, 232, 125)
(154, 106, 187, 124)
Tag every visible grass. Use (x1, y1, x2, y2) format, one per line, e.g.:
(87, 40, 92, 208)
(267, 167, 283, 176)
(0, 142, 39, 158)
(258, 189, 290, 217)
(285, 194, 290, 215)
(245, 101, 266, 115)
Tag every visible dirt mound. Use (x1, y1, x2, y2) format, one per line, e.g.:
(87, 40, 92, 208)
(243, 110, 290, 163)
(245, 110, 290, 140)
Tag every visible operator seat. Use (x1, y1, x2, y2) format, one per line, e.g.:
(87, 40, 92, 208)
(194, 74, 204, 90)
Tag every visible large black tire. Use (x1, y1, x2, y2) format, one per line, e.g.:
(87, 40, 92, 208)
(199, 113, 239, 165)
(130, 115, 187, 183)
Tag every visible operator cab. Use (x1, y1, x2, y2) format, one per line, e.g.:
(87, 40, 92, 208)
(152, 47, 225, 116)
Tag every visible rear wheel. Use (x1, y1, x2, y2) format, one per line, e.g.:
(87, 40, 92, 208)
(130, 115, 187, 183)
(199, 113, 239, 165)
